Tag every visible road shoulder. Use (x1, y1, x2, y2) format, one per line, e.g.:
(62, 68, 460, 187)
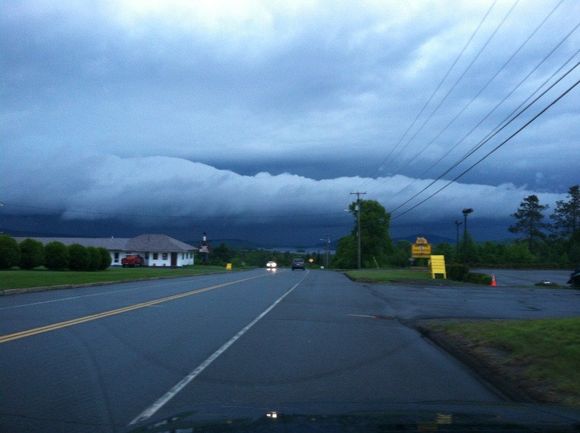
(414, 318, 580, 407)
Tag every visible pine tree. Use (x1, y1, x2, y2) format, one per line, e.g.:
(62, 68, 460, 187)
(551, 185, 579, 238)
(509, 195, 548, 253)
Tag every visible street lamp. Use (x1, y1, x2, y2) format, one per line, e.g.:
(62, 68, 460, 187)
(462, 208, 474, 263)
(454, 220, 462, 256)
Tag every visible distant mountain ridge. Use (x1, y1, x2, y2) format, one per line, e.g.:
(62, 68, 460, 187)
(392, 234, 455, 245)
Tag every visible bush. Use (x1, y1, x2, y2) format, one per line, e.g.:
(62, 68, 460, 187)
(68, 244, 89, 271)
(447, 263, 469, 281)
(465, 272, 493, 285)
(45, 242, 69, 270)
(86, 247, 102, 271)
(19, 238, 45, 269)
(0, 235, 20, 269)
(98, 248, 112, 270)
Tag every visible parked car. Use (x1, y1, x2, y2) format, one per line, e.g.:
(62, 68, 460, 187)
(121, 255, 145, 267)
(291, 258, 305, 270)
(568, 268, 580, 288)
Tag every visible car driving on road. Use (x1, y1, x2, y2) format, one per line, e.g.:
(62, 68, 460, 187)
(291, 258, 305, 270)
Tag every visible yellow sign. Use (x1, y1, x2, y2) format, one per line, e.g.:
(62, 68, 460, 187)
(411, 237, 432, 258)
(429, 255, 446, 279)
(226, 263, 232, 271)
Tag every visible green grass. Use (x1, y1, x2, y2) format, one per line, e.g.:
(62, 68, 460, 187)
(0, 266, 237, 291)
(440, 318, 580, 405)
(346, 268, 432, 283)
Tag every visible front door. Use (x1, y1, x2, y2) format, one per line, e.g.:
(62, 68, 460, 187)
(171, 252, 177, 267)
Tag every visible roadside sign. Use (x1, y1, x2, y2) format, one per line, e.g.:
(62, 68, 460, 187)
(226, 263, 232, 271)
(411, 237, 432, 258)
(429, 255, 446, 279)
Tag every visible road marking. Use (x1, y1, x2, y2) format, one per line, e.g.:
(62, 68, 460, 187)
(0, 274, 268, 344)
(0, 273, 248, 311)
(347, 313, 376, 318)
(129, 270, 310, 426)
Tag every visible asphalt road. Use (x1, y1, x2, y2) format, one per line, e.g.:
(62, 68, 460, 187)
(473, 268, 573, 287)
(1, 269, 579, 433)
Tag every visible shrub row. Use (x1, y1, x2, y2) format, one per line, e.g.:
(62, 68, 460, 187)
(464, 272, 493, 285)
(446, 263, 470, 281)
(0, 235, 111, 271)
(445, 263, 492, 285)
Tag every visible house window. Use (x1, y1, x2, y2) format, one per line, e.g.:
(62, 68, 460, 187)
(153, 253, 158, 260)
(162, 253, 168, 260)
(114, 252, 119, 263)
(145, 252, 149, 259)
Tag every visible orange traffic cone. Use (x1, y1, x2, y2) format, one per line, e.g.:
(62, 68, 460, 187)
(490, 274, 497, 287)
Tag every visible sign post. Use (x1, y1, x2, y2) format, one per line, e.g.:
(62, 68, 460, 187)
(429, 255, 447, 279)
(411, 237, 432, 259)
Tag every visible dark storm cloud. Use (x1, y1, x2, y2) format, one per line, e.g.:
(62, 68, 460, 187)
(1, 0, 578, 240)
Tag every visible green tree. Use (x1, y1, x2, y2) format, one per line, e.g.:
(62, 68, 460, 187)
(458, 232, 478, 264)
(19, 238, 45, 269)
(551, 185, 579, 239)
(98, 248, 112, 270)
(351, 199, 393, 267)
(504, 242, 535, 264)
(45, 241, 69, 270)
(388, 240, 412, 267)
(568, 230, 580, 264)
(212, 243, 232, 265)
(332, 235, 357, 269)
(68, 244, 89, 271)
(86, 247, 102, 271)
(433, 242, 455, 263)
(0, 235, 20, 269)
(509, 194, 548, 253)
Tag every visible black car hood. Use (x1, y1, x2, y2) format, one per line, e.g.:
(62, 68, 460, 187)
(127, 401, 580, 433)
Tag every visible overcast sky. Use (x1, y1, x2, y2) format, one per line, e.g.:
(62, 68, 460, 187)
(1, 0, 579, 244)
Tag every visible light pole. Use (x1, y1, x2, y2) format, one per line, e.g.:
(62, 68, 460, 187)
(462, 208, 474, 263)
(320, 237, 331, 268)
(454, 220, 462, 257)
(350, 192, 366, 269)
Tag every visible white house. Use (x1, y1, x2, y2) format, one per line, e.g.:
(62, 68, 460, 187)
(15, 234, 197, 267)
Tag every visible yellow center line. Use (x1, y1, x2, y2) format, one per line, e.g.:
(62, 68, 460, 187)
(0, 273, 268, 344)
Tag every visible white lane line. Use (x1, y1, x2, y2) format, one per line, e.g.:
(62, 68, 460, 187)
(347, 314, 376, 318)
(0, 288, 143, 310)
(129, 270, 309, 426)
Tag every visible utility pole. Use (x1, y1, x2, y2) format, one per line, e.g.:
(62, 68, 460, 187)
(462, 208, 474, 264)
(350, 192, 367, 269)
(320, 236, 331, 268)
(454, 220, 462, 257)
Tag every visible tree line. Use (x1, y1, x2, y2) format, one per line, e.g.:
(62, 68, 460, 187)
(332, 184, 579, 268)
(0, 236, 112, 271)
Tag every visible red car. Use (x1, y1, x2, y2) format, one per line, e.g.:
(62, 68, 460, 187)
(121, 255, 145, 267)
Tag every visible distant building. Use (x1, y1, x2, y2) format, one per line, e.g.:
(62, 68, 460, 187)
(14, 234, 197, 267)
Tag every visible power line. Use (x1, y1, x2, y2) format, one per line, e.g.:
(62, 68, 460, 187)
(421, 44, 579, 179)
(382, 0, 521, 176)
(389, 0, 568, 180)
(389, 58, 579, 214)
(392, 77, 580, 221)
(389, 37, 580, 213)
(360, 0, 499, 186)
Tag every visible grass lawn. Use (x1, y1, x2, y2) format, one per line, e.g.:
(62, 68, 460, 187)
(0, 266, 237, 291)
(438, 318, 580, 406)
(346, 268, 432, 283)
